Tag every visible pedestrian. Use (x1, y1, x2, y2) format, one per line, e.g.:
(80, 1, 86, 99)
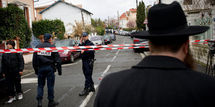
(1, 40, 24, 104)
(79, 32, 95, 96)
(33, 33, 62, 107)
(94, 1, 215, 107)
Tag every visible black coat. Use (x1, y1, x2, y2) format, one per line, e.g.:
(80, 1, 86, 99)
(33, 41, 62, 75)
(1, 53, 24, 74)
(94, 56, 215, 107)
(79, 40, 95, 60)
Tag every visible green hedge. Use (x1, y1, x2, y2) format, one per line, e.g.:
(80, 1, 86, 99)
(95, 26, 105, 35)
(0, 4, 31, 48)
(32, 19, 65, 39)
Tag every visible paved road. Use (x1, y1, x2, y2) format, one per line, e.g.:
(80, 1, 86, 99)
(0, 35, 145, 107)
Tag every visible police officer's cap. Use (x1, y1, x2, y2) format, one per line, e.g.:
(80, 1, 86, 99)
(82, 32, 88, 37)
(44, 33, 53, 41)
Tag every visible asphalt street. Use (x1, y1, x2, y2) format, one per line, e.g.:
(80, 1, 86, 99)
(0, 35, 145, 107)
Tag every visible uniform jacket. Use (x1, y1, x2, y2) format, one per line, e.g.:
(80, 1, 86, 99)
(94, 55, 215, 107)
(33, 41, 62, 75)
(1, 53, 24, 74)
(79, 40, 95, 60)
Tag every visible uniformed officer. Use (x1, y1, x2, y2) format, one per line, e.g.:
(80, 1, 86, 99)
(33, 33, 62, 107)
(79, 32, 95, 96)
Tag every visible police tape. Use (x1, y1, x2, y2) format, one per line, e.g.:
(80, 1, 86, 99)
(0, 43, 149, 53)
(1, 39, 212, 53)
(191, 39, 215, 43)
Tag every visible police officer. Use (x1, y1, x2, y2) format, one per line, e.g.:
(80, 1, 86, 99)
(33, 33, 62, 107)
(79, 32, 95, 96)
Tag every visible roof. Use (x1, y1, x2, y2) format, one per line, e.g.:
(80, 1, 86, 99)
(39, 0, 93, 15)
(129, 8, 136, 12)
(120, 13, 127, 19)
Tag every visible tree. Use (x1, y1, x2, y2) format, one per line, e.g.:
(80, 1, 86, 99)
(0, 4, 31, 48)
(91, 18, 105, 35)
(136, 1, 146, 31)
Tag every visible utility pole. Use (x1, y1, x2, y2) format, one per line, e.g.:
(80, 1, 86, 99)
(159, 0, 161, 4)
(81, 10, 85, 30)
(136, 0, 138, 8)
(108, 16, 110, 27)
(117, 11, 119, 29)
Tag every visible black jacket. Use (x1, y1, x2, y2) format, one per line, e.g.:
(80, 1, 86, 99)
(1, 53, 24, 74)
(79, 40, 95, 60)
(33, 41, 62, 75)
(94, 56, 215, 107)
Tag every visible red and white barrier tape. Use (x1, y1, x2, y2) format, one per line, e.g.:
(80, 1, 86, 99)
(191, 39, 215, 43)
(0, 43, 148, 53)
(1, 39, 213, 53)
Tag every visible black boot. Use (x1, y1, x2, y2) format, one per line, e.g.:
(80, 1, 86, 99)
(38, 100, 42, 107)
(79, 88, 89, 96)
(48, 100, 59, 107)
(89, 86, 95, 92)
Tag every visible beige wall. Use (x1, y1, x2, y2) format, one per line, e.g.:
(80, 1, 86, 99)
(35, 7, 46, 21)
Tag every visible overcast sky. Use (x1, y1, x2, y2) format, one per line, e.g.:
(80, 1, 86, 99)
(35, 0, 156, 20)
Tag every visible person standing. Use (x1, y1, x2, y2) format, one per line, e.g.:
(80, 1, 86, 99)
(33, 33, 62, 107)
(94, 2, 215, 107)
(1, 40, 24, 103)
(79, 32, 95, 96)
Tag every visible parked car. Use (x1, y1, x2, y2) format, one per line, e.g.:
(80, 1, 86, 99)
(103, 34, 112, 45)
(133, 38, 149, 53)
(90, 36, 103, 45)
(55, 40, 80, 63)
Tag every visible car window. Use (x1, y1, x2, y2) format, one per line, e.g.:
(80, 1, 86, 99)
(55, 40, 75, 47)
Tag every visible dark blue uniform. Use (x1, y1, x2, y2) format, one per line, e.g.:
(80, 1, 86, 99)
(33, 41, 62, 101)
(80, 40, 95, 90)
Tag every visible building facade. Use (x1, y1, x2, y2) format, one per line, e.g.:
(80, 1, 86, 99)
(40, 1, 92, 35)
(0, 0, 35, 28)
(119, 8, 137, 28)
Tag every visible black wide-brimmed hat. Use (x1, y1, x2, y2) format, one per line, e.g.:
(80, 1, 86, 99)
(133, 1, 209, 39)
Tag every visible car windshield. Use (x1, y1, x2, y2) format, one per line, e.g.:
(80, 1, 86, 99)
(55, 40, 75, 47)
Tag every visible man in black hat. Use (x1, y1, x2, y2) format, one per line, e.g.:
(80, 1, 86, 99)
(94, 2, 215, 107)
(79, 32, 95, 96)
(33, 33, 62, 107)
(1, 40, 24, 103)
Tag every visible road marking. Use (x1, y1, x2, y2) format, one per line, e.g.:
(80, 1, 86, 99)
(79, 85, 98, 107)
(116, 49, 120, 55)
(21, 72, 34, 78)
(23, 89, 31, 94)
(57, 87, 74, 102)
(79, 64, 111, 107)
(21, 78, 37, 84)
(140, 53, 145, 58)
(111, 56, 117, 62)
(101, 65, 111, 77)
